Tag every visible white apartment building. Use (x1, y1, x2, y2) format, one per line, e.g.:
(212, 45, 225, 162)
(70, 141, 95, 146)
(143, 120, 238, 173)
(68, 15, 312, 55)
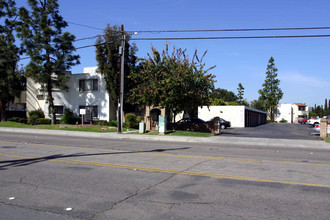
(26, 67, 115, 121)
(275, 103, 309, 123)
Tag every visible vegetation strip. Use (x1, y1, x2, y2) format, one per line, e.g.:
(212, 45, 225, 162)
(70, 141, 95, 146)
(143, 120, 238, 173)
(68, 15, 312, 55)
(1, 140, 330, 167)
(1, 153, 330, 188)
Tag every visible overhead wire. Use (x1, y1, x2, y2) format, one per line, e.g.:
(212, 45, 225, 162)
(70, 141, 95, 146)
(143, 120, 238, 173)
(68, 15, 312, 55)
(3, 21, 330, 64)
(131, 34, 330, 41)
(0, 40, 114, 64)
(128, 26, 330, 34)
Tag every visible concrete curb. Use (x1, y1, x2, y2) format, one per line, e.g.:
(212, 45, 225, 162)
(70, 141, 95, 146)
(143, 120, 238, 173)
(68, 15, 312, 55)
(0, 127, 329, 149)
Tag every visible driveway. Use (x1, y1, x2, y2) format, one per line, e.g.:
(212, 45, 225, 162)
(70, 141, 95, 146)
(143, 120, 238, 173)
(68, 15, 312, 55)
(221, 123, 322, 140)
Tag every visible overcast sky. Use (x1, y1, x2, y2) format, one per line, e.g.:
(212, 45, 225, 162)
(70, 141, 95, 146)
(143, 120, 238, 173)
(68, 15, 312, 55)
(16, 0, 330, 107)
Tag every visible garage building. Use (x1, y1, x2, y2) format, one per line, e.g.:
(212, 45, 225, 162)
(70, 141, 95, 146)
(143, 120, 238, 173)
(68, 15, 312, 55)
(198, 106, 267, 128)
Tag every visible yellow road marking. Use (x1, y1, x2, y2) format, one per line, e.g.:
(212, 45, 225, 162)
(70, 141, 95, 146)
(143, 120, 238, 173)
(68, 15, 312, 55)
(1, 153, 330, 188)
(1, 140, 330, 167)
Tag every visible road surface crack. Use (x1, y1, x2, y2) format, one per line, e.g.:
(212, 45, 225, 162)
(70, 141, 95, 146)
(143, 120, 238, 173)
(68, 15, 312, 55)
(19, 176, 39, 191)
(90, 159, 209, 219)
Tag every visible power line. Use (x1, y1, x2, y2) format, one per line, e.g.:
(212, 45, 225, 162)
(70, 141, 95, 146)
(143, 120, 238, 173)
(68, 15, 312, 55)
(3, 32, 330, 64)
(128, 26, 330, 34)
(131, 34, 330, 41)
(68, 22, 104, 31)
(0, 40, 114, 64)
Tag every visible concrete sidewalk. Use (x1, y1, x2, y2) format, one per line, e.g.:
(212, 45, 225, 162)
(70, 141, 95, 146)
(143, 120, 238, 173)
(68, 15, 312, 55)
(0, 127, 329, 149)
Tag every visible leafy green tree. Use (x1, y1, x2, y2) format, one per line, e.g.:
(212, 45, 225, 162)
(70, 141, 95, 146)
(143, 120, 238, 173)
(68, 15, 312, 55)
(129, 44, 216, 116)
(17, 0, 80, 124)
(210, 88, 238, 102)
(210, 98, 226, 106)
(258, 57, 283, 121)
(250, 98, 265, 111)
(237, 83, 244, 104)
(95, 25, 137, 118)
(0, 0, 24, 121)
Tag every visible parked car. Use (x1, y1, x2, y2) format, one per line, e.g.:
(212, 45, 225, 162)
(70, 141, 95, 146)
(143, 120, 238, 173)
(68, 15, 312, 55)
(220, 118, 231, 129)
(313, 123, 320, 133)
(207, 118, 231, 129)
(298, 118, 309, 124)
(177, 117, 206, 124)
(307, 118, 320, 127)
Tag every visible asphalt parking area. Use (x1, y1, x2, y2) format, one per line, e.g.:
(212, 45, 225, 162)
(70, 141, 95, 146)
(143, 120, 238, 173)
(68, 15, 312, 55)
(221, 123, 322, 140)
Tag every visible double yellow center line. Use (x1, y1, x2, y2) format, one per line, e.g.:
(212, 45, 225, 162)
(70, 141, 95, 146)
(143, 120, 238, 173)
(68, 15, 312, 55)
(1, 141, 330, 188)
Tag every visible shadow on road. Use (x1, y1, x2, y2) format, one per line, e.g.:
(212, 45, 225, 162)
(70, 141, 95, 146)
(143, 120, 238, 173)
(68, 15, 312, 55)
(0, 147, 190, 170)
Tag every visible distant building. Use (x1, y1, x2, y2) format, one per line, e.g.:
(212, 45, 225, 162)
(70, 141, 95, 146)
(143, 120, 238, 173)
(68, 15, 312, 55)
(198, 105, 267, 127)
(275, 103, 309, 123)
(26, 67, 115, 122)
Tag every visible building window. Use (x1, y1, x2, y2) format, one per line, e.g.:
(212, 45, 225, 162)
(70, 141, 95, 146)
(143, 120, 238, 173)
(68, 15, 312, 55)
(36, 94, 44, 100)
(298, 106, 306, 111)
(79, 106, 98, 118)
(79, 79, 98, 91)
(54, 106, 64, 114)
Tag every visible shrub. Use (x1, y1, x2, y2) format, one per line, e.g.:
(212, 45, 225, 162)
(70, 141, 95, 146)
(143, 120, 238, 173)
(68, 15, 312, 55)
(28, 109, 45, 124)
(28, 115, 40, 124)
(136, 116, 142, 123)
(36, 118, 51, 125)
(28, 109, 45, 118)
(8, 117, 27, 124)
(94, 120, 108, 126)
(18, 118, 27, 124)
(125, 113, 140, 128)
(60, 109, 80, 124)
(279, 118, 288, 123)
(109, 120, 118, 127)
(8, 117, 20, 122)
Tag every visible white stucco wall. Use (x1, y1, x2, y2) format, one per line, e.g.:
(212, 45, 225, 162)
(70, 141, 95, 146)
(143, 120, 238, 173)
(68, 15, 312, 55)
(198, 106, 246, 127)
(275, 103, 292, 123)
(27, 67, 111, 121)
(26, 78, 46, 114)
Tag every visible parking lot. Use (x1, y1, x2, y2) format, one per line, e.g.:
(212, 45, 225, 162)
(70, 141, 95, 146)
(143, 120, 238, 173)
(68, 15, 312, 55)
(221, 122, 322, 140)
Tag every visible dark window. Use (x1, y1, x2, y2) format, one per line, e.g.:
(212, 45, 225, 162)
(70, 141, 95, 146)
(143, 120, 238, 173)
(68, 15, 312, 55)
(93, 79, 98, 90)
(79, 79, 98, 91)
(298, 106, 306, 111)
(54, 106, 64, 114)
(79, 80, 85, 91)
(36, 94, 44, 100)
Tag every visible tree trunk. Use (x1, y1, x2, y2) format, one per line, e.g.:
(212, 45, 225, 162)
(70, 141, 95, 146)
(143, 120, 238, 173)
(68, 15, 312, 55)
(270, 107, 274, 121)
(0, 100, 7, 122)
(47, 80, 56, 125)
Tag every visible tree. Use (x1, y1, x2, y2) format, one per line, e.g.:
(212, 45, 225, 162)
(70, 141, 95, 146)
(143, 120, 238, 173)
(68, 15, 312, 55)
(0, 0, 24, 121)
(17, 0, 80, 124)
(237, 83, 244, 104)
(129, 44, 216, 116)
(210, 88, 238, 102)
(325, 98, 328, 115)
(95, 25, 137, 118)
(250, 98, 265, 111)
(258, 57, 283, 121)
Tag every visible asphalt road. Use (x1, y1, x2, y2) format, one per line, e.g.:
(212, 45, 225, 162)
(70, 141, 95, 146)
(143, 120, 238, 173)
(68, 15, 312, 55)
(1, 132, 330, 219)
(221, 122, 322, 140)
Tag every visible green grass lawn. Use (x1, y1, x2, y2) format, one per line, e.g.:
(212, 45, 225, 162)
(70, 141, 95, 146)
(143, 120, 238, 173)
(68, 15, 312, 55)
(324, 137, 330, 143)
(0, 121, 213, 137)
(0, 121, 117, 132)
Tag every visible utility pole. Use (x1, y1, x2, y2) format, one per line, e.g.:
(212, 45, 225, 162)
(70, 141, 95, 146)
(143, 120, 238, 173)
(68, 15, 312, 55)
(118, 24, 125, 134)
